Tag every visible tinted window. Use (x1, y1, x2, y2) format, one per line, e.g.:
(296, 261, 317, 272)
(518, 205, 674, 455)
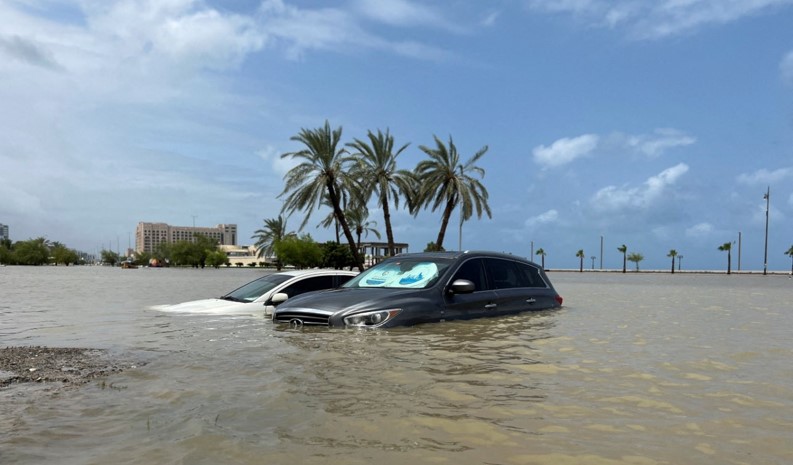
(281, 275, 335, 298)
(451, 258, 487, 291)
(224, 274, 292, 302)
(485, 259, 522, 289)
(515, 262, 547, 288)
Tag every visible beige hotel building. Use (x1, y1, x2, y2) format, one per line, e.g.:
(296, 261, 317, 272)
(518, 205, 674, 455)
(135, 222, 237, 254)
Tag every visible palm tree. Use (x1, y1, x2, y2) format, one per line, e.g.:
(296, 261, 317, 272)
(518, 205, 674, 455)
(535, 248, 546, 269)
(576, 249, 584, 272)
(345, 207, 382, 251)
(347, 129, 413, 257)
(252, 215, 294, 270)
(627, 252, 644, 271)
(785, 245, 793, 275)
(667, 249, 678, 274)
(415, 135, 492, 251)
(279, 121, 365, 271)
(617, 244, 627, 273)
(718, 242, 732, 274)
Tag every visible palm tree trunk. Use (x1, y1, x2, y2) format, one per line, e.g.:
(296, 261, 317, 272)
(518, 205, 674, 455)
(382, 194, 396, 257)
(435, 196, 456, 250)
(671, 257, 675, 274)
(622, 253, 627, 273)
(327, 181, 364, 271)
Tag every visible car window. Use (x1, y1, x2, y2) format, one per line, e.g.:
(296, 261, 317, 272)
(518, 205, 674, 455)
(224, 274, 292, 302)
(280, 275, 336, 298)
(515, 262, 547, 288)
(485, 259, 523, 289)
(451, 258, 487, 291)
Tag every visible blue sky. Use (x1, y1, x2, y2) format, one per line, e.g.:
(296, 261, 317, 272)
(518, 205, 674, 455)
(1, 0, 792, 271)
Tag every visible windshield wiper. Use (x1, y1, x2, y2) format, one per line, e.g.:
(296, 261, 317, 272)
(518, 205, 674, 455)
(220, 295, 245, 302)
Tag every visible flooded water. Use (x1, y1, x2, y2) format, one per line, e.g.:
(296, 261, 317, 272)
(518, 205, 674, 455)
(1, 266, 792, 465)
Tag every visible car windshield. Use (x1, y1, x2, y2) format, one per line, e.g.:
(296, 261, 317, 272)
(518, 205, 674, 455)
(344, 258, 452, 289)
(221, 274, 292, 302)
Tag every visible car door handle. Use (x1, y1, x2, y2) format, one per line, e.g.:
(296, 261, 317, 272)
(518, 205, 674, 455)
(525, 298, 536, 304)
(484, 303, 497, 310)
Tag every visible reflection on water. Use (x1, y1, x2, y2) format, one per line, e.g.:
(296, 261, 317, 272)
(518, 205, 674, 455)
(1, 267, 792, 465)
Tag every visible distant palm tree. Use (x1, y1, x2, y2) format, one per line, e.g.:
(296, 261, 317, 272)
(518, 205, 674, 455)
(718, 242, 732, 274)
(279, 121, 365, 271)
(415, 135, 491, 251)
(627, 252, 644, 271)
(347, 129, 412, 257)
(784, 245, 793, 274)
(667, 249, 678, 274)
(576, 249, 584, 272)
(345, 208, 381, 251)
(535, 248, 546, 269)
(252, 215, 294, 270)
(617, 244, 627, 273)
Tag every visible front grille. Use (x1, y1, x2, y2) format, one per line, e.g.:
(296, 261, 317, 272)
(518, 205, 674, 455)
(273, 311, 330, 326)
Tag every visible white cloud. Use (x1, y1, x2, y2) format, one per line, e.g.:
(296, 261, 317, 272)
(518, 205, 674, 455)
(736, 167, 793, 185)
(782, 50, 793, 83)
(532, 134, 599, 168)
(623, 128, 696, 157)
(591, 163, 689, 211)
(258, 0, 452, 61)
(686, 222, 714, 238)
(524, 209, 559, 228)
(526, 0, 793, 39)
(534, 128, 693, 169)
(353, 0, 455, 30)
(481, 11, 501, 27)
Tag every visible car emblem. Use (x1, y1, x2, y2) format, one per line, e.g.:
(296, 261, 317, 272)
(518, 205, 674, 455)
(289, 318, 304, 329)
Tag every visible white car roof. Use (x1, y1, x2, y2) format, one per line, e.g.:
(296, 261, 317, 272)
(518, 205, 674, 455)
(275, 269, 358, 278)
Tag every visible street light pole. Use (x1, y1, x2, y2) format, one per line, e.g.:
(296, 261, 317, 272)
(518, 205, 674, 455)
(458, 165, 463, 252)
(763, 187, 770, 276)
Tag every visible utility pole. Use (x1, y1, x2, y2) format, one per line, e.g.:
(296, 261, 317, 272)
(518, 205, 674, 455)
(737, 231, 741, 271)
(458, 165, 463, 252)
(763, 187, 770, 275)
(600, 235, 604, 270)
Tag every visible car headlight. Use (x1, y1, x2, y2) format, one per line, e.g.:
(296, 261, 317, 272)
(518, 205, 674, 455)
(343, 309, 401, 328)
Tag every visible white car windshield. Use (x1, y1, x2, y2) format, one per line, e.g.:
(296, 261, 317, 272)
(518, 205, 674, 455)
(344, 259, 451, 289)
(222, 274, 292, 302)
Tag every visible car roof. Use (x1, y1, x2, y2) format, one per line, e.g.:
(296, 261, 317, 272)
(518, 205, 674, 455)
(274, 269, 358, 278)
(392, 250, 535, 263)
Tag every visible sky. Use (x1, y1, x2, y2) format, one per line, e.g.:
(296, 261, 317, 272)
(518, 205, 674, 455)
(1, 0, 792, 271)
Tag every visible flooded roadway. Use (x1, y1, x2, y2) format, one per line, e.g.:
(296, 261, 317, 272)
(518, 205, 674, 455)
(1, 267, 791, 464)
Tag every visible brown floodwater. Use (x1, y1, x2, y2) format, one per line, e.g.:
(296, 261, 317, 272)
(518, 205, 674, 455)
(1, 266, 792, 465)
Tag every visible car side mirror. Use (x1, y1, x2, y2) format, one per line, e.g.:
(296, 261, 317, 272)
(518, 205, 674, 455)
(449, 279, 475, 294)
(268, 292, 289, 306)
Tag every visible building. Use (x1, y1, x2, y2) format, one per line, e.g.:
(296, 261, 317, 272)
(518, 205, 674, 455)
(135, 222, 237, 254)
(359, 241, 410, 266)
(0, 223, 8, 242)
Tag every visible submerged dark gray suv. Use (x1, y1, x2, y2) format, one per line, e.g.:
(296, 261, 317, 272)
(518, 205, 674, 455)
(272, 250, 563, 328)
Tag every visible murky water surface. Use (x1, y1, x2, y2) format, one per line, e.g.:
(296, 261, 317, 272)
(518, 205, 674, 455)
(1, 266, 792, 464)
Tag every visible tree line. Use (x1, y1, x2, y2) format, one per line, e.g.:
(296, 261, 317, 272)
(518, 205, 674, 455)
(0, 237, 84, 266)
(252, 121, 492, 271)
(537, 243, 793, 274)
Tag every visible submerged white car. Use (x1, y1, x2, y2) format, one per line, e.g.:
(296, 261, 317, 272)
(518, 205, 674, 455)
(155, 269, 358, 317)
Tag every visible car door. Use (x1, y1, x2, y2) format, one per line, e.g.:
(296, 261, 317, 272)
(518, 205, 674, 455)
(442, 258, 498, 321)
(485, 258, 556, 315)
(264, 275, 338, 314)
